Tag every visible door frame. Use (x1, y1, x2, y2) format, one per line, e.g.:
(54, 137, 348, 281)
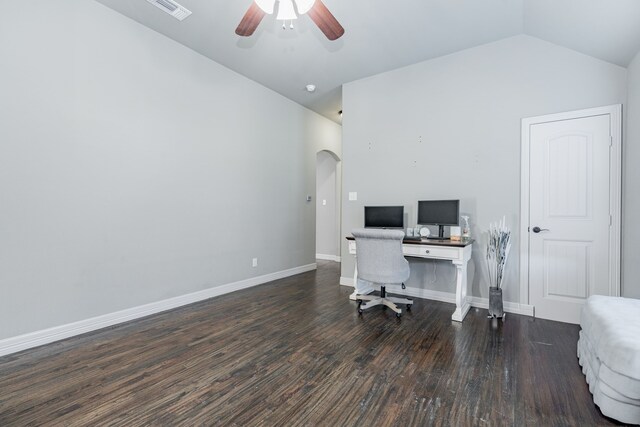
(315, 149, 342, 262)
(519, 105, 622, 308)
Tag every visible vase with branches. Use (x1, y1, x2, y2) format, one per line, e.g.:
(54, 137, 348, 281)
(486, 216, 511, 319)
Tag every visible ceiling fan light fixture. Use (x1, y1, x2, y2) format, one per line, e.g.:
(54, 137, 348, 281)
(277, 0, 298, 21)
(237, 0, 344, 41)
(294, 0, 316, 15)
(254, 0, 276, 14)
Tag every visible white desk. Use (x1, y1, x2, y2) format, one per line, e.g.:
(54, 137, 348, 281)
(346, 237, 473, 322)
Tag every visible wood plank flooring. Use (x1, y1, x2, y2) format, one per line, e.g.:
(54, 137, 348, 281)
(0, 261, 621, 426)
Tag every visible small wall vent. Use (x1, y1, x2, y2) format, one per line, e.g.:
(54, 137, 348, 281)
(146, 0, 192, 21)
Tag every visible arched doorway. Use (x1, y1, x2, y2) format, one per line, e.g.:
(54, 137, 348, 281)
(315, 150, 341, 262)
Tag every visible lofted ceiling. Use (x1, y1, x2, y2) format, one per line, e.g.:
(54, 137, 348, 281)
(94, 0, 640, 123)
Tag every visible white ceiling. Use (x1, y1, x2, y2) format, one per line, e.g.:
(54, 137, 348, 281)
(94, 0, 640, 123)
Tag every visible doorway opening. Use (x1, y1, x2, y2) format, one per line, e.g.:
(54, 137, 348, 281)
(315, 150, 341, 262)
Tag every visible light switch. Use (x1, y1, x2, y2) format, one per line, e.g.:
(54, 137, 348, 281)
(349, 192, 357, 201)
(322, 199, 327, 206)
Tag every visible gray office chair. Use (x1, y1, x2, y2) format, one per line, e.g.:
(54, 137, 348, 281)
(352, 228, 413, 318)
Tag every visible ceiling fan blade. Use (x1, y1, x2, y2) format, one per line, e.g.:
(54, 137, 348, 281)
(235, 2, 266, 37)
(307, 0, 344, 41)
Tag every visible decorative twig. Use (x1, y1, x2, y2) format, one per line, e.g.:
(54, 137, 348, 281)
(486, 216, 511, 289)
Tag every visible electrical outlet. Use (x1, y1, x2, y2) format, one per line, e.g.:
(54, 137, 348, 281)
(252, 258, 258, 267)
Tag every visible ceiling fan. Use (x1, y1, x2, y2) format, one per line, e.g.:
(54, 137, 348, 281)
(236, 0, 345, 41)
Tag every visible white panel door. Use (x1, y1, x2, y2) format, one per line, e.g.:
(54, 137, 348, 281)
(529, 114, 612, 324)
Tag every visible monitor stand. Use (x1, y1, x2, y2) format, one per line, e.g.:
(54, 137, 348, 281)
(426, 225, 447, 240)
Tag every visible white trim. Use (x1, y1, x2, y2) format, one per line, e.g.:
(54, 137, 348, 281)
(340, 279, 454, 304)
(467, 296, 534, 317)
(609, 105, 623, 297)
(340, 281, 534, 316)
(385, 284, 456, 305)
(316, 254, 341, 262)
(520, 115, 531, 305)
(520, 104, 622, 307)
(340, 276, 354, 286)
(0, 263, 317, 357)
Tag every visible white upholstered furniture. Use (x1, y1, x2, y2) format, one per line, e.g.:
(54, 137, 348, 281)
(351, 228, 413, 317)
(578, 295, 640, 424)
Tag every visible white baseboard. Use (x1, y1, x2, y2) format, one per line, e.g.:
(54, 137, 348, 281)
(0, 263, 317, 357)
(339, 279, 533, 317)
(386, 284, 456, 305)
(339, 276, 354, 286)
(342, 280, 455, 304)
(316, 253, 341, 262)
(468, 296, 534, 317)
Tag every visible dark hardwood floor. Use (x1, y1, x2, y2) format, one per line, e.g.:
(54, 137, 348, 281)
(0, 261, 620, 426)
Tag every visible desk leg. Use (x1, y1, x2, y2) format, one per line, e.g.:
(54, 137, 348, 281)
(349, 263, 358, 301)
(451, 260, 471, 322)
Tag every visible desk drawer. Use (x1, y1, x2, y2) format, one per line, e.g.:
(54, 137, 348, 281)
(403, 245, 460, 260)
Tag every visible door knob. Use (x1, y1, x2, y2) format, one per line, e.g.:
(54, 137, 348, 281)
(532, 226, 549, 233)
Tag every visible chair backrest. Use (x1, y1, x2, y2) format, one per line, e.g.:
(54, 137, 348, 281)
(352, 228, 410, 285)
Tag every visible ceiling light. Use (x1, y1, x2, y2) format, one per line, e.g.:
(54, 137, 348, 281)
(276, 0, 297, 21)
(255, 0, 315, 29)
(254, 0, 276, 14)
(295, 0, 316, 15)
(237, 0, 344, 40)
(306, 84, 316, 92)
(256, 0, 316, 16)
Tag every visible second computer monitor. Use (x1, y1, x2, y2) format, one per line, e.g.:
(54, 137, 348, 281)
(417, 200, 460, 239)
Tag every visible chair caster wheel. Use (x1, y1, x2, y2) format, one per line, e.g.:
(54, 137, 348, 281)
(358, 308, 363, 314)
(396, 312, 402, 318)
(406, 304, 412, 311)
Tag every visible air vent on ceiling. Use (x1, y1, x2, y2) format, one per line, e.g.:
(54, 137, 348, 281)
(146, 0, 192, 21)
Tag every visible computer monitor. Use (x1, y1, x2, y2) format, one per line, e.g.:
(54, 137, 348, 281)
(417, 200, 460, 239)
(364, 206, 404, 229)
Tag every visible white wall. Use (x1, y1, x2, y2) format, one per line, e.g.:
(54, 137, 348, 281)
(341, 35, 627, 303)
(0, 0, 341, 340)
(315, 151, 340, 259)
(623, 50, 640, 299)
